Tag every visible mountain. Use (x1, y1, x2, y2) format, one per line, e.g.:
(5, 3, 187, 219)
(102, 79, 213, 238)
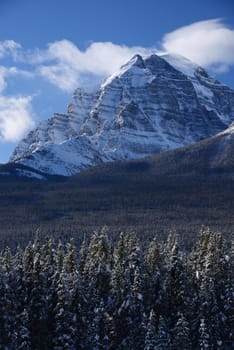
(10, 53, 234, 176)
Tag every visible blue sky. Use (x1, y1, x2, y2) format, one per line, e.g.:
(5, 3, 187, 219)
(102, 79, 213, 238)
(0, 0, 234, 163)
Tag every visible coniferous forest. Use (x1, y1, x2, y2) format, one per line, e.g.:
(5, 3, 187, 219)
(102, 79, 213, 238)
(0, 229, 233, 349)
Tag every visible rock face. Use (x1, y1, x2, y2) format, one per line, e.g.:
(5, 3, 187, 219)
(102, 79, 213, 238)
(11, 53, 234, 175)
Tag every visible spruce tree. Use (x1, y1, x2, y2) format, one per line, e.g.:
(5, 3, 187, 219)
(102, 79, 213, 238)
(172, 313, 192, 350)
(53, 273, 77, 350)
(155, 315, 171, 350)
(163, 234, 190, 327)
(28, 252, 47, 350)
(40, 237, 56, 349)
(144, 309, 157, 350)
(199, 317, 212, 350)
(127, 265, 146, 349)
(1, 247, 16, 349)
(110, 233, 130, 348)
(145, 238, 163, 314)
(86, 298, 112, 350)
(15, 309, 31, 350)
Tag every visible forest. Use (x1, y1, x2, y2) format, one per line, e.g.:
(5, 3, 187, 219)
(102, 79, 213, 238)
(1, 158, 234, 250)
(0, 228, 233, 349)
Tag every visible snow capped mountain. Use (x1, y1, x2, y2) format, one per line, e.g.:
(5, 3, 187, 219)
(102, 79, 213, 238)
(11, 53, 234, 176)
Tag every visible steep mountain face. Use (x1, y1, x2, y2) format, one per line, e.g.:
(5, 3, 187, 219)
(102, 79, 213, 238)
(11, 53, 234, 175)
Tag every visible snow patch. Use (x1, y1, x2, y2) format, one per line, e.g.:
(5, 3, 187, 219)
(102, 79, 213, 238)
(192, 82, 214, 100)
(16, 168, 46, 180)
(159, 53, 199, 77)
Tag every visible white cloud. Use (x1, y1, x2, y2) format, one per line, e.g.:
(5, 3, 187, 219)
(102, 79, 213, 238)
(31, 40, 152, 91)
(0, 40, 21, 59)
(0, 67, 7, 93)
(162, 19, 234, 70)
(38, 63, 80, 92)
(0, 42, 35, 143)
(0, 95, 35, 142)
(77, 42, 150, 75)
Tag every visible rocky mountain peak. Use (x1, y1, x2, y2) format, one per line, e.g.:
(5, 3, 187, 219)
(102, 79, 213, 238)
(10, 53, 234, 176)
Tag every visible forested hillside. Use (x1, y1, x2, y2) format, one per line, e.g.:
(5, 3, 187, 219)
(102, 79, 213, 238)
(1, 156, 234, 249)
(0, 229, 233, 349)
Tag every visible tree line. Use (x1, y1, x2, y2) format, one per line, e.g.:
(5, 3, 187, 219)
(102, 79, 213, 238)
(0, 228, 233, 349)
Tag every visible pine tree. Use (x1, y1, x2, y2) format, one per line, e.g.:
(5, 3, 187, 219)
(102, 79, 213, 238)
(41, 236, 55, 277)
(14, 247, 27, 312)
(64, 239, 77, 274)
(110, 233, 131, 348)
(40, 237, 56, 349)
(53, 273, 77, 350)
(223, 238, 234, 348)
(198, 233, 229, 348)
(1, 247, 17, 349)
(56, 241, 65, 273)
(127, 265, 146, 349)
(200, 276, 223, 349)
(172, 313, 192, 350)
(82, 232, 112, 337)
(28, 252, 48, 350)
(86, 298, 112, 350)
(111, 233, 145, 349)
(15, 309, 31, 350)
(64, 239, 83, 348)
(155, 315, 171, 350)
(145, 238, 163, 313)
(78, 235, 88, 274)
(0, 273, 6, 349)
(199, 317, 212, 350)
(163, 234, 190, 327)
(144, 309, 157, 350)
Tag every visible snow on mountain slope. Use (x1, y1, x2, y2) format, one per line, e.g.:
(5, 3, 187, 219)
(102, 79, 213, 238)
(11, 53, 234, 176)
(0, 163, 55, 180)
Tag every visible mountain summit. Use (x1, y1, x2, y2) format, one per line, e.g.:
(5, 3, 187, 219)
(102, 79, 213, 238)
(11, 53, 234, 176)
